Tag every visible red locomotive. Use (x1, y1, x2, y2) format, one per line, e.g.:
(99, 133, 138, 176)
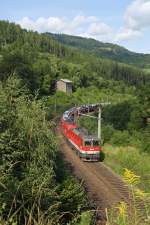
(61, 105, 101, 161)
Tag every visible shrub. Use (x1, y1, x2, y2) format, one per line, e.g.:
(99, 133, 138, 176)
(102, 124, 115, 143)
(110, 130, 131, 146)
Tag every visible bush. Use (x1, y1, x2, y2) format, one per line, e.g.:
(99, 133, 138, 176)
(140, 127, 150, 153)
(110, 130, 131, 146)
(0, 77, 87, 225)
(102, 124, 115, 143)
(104, 146, 150, 192)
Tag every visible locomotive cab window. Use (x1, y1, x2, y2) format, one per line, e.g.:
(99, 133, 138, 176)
(93, 140, 99, 146)
(84, 140, 91, 146)
(84, 140, 99, 146)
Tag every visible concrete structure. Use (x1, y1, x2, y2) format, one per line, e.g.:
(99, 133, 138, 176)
(57, 79, 72, 94)
(147, 117, 150, 124)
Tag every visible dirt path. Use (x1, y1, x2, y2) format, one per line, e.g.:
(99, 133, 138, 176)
(56, 128, 130, 224)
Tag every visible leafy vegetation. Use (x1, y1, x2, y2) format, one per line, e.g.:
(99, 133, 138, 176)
(45, 33, 150, 70)
(0, 20, 150, 225)
(0, 20, 149, 95)
(104, 145, 150, 192)
(0, 77, 88, 225)
(107, 169, 150, 225)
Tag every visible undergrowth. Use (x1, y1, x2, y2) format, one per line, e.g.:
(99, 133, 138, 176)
(104, 145, 150, 192)
(106, 168, 150, 225)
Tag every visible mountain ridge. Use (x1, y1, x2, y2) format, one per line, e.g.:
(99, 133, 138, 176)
(45, 32, 150, 71)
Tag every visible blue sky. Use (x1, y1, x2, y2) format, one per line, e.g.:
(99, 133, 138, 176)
(1, 0, 150, 53)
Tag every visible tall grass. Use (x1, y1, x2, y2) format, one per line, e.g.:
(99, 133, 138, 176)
(104, 145, 150, 192)
(106, 169, 150, 225)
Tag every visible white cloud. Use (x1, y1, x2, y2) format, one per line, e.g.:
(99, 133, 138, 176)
(18, 16, 67, 33)
(116, 0, 150, 41)
(71, 15, 86, 27)
(125, 0, 150, 30)
(115, 28, 142, 42)
(88, 22, 112, 36)
(15, 0, 150, 53)
(18, 1, 150, 45)
(17, 15, 113, 41)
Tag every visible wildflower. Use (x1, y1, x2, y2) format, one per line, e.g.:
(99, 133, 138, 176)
(145, 216, 150, 223)
(116, 201, 127, 216)
(135, 188, 146, 199)
(123, 168, 140, 185)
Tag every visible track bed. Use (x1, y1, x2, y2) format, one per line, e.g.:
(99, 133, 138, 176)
(56, 128, 130, 224)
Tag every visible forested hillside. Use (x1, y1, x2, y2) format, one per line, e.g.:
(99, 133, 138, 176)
(0, 20, 150, 225)
(46, 33, 150, 71)
(0, 20, 149, 95)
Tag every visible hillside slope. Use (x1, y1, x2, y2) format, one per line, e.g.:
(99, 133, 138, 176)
(45, 33, 150, 70)
(0, 19, 150, 225)
(0, 20, 149, 93)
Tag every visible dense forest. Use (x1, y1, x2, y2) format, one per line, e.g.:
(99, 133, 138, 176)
(0, 20, 150, 94)
(46, 33, 150, 71)
(0, 20, 150, 224)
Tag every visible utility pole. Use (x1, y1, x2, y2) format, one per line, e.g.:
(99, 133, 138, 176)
(98, 106, 101, 140)
(54, 96, 57, 113)
(78, 102, 110, 141)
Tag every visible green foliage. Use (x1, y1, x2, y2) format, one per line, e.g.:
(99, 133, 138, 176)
(0, 49, 39, 91)
(140, 126, 150, 153)
(0, 77, 86, 225)
(0, 77, 56, 220)
(128, 103, 145, 130)
(0, 19, 150, 225)
(57, 178, 86, 213)
(75, 211, 93, 225)
(46, 32, 150, 70)
(105, 147, 150, 196)
(103, 101, 133, 130)
(0, 20, 149, 97)
(110, 130, 131, 146)
(102, 124, 115, 143)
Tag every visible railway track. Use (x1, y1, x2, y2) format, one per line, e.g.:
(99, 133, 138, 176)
(56, 127, 131, 224)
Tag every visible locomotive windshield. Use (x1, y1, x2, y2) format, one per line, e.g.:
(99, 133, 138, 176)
(93, 140, 99, 146)
(84, 141, 91, 146)
(84, 140, 99, 146)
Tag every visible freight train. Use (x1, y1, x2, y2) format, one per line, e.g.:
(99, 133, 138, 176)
(60, 104, 101, 161)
